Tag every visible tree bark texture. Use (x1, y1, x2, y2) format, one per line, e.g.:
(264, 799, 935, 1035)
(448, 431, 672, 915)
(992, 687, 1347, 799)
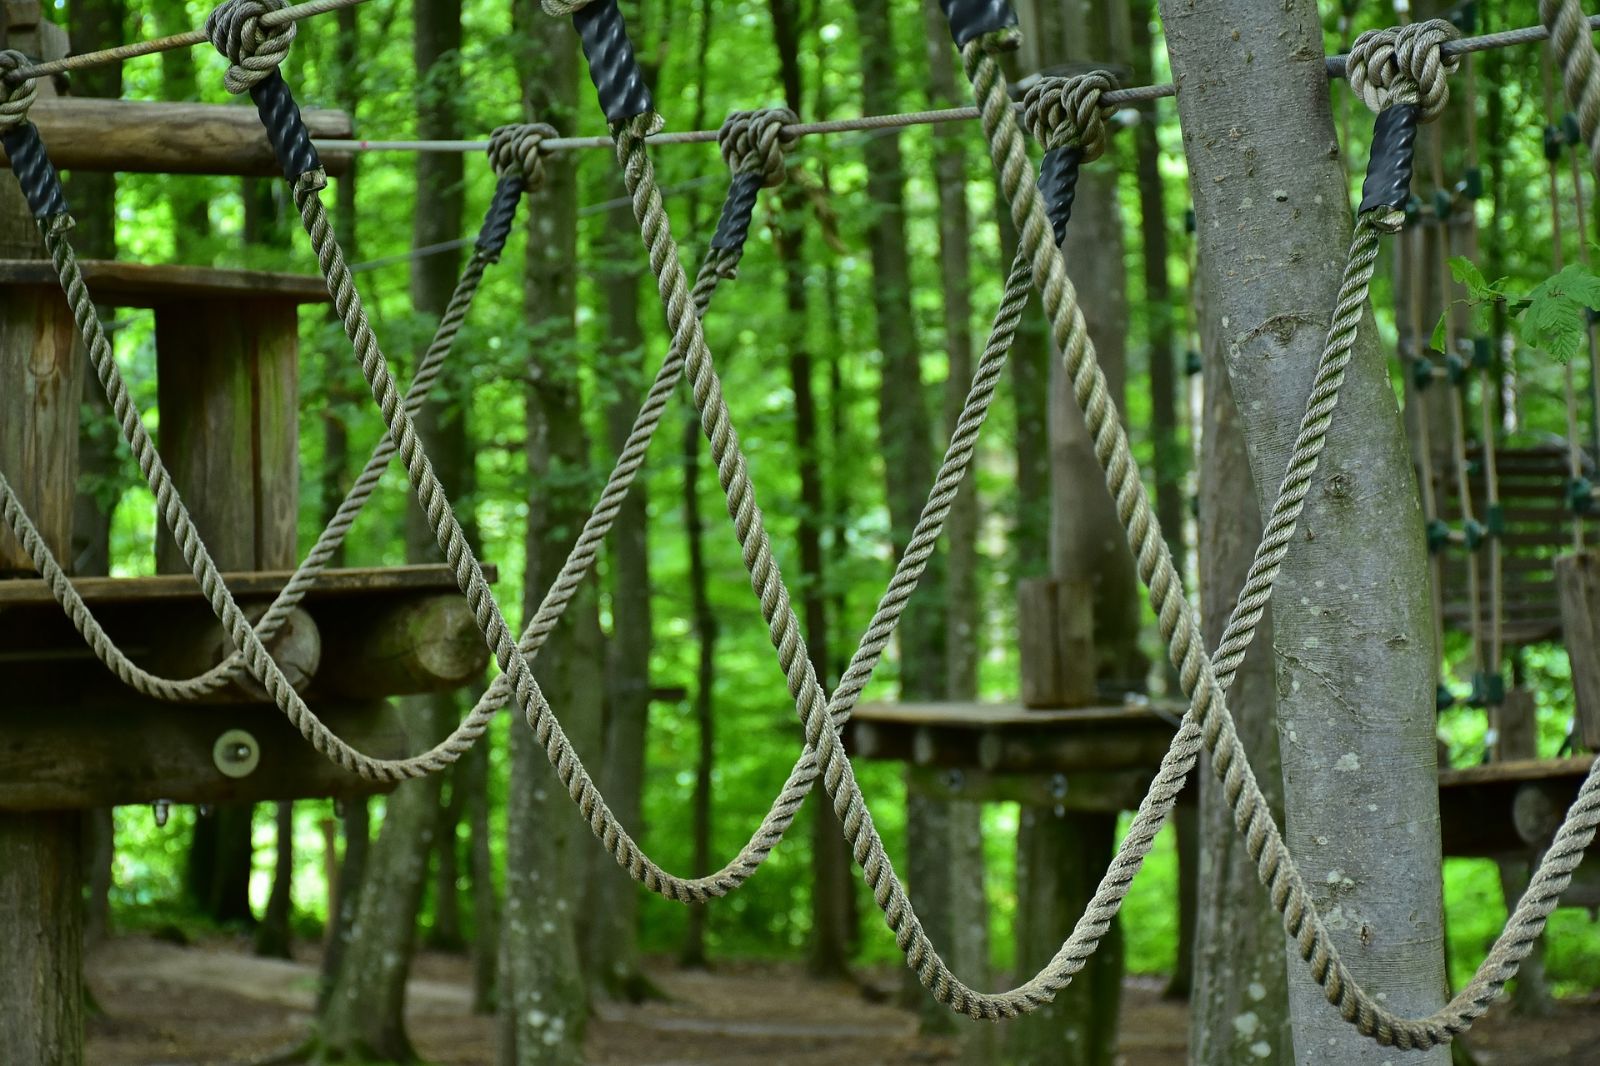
(1193, 358, 1292, 1065)
(1160, 4, 1449, 1061)
(499, 6, 592, 1062)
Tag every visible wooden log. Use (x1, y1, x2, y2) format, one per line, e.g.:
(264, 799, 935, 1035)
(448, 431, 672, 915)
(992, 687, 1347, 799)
(906, 764, 1175, 812)
(1556, 552, 1600, 751)
(141, 604, 321, 702)
(1017, 577, 1095, 708)
(0, 259, 331, 307)
(0, 700, 403, 810)
(9, 98, 354, 177)
(0, 10, 82, 1061)
(315, 593, 490, 698)
(975, 727, 1173, 774)
(1492, 688, 1539, 764)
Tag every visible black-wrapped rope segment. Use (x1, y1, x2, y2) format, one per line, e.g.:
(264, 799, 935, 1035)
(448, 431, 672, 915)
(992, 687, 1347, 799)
(709, 171, 763, 252)
(249, 69, 322, 183)
(573, 0, 653, 124)
(1358, 102, 1419, 217)
(475, 174, 524, 262)
(1, 123, 69, 220)
(1037, 144, 1083, 246)
(937, 0, 1018, 47)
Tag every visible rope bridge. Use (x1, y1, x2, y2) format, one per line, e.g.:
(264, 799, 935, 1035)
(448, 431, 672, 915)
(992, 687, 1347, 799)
(3, 0, 1600, 1050)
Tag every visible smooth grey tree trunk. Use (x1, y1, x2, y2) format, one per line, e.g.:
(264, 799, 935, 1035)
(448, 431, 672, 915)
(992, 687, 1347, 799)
(499, 5, 591, 1062)
(1160, 4, 1449, 1062)
(1193, 355, 1292, 1065)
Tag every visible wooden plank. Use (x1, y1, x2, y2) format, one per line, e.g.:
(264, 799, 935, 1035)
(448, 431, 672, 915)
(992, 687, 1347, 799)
(12, 98, 353, 177)
(0, 259, 330, 305)
(0, 699, 403, 809)
(1556, 552, 1600, 750)
(0, 564, 491, 607)
(905, 765, 1186, 812)
(849, 699, 1178, 729)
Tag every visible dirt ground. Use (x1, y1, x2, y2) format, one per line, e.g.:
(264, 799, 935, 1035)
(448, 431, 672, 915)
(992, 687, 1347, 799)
(84, 935, 1600, 1065)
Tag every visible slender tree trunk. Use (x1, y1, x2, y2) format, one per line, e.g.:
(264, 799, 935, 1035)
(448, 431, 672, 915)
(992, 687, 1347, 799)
(151, 0, 210, 262)
(585, 176, 653, 1003)
(253, 803, 296, 958)
(499, 5, 590, 1061)
(65, 0, 124, 951)
(428, 777, 466, 950)
(1161, 5, 1449, 1062)
(680, 0, 717, 971)
(853, 0, 967, 1032)
(767, 0, 854, 982)
(1008, 5, 1136, 1063)
(458, 706, 498, 1012)
(1192, 358, 1292, 1065)
(315, 0, 466, 1053)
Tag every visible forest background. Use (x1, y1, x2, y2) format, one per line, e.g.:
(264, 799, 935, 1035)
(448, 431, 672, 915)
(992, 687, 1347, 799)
(35, 0, 1600, 1056)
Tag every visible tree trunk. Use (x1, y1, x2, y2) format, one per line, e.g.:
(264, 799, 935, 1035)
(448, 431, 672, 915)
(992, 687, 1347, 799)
(585, 172, 653, 1003)
(1008, 5, 1136, 1063)
(253, 803, 296, 958)
(64, 0, 124, 951)
(459, 699, 498, 1013)
(499, 5, 591, 1062)
(1161, 4, 1449, 1062)
(851, 0, 965, 1032)
(314, 0, 465, 1051)
(1192, 358, 1292, 1064)
(680, 0, 717, 972)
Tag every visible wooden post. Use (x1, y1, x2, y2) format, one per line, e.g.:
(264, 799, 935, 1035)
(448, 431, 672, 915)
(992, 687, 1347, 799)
(0, 8, 84, 1063)
(1017, 577, 1096, 708)
(152, 289, 302, 926)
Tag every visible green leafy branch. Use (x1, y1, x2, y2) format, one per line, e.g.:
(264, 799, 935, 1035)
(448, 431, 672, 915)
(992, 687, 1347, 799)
(1434, 255, 1600, 364)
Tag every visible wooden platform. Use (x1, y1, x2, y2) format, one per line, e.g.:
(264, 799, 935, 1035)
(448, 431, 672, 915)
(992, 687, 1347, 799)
(0, 565, 497, 809)
(847, 701, 1600, 867)
(0, 260, 331, 307)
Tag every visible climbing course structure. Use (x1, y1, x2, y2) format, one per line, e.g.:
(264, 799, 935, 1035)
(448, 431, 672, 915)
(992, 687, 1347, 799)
(7, 0, 1600, 1062)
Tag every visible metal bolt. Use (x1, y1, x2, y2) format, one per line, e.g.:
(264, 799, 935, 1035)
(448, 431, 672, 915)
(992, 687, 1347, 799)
(152, 799, 171, 828)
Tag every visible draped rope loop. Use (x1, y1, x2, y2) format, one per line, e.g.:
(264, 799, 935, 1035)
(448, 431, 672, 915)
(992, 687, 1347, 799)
(1347, 18, 1461, 119)
(489, 122, 559, 191)
(0, 50, 38, 134)
(206, 0, 297, 95)
(717, 107, 800, 187)
(1021, 72, 1118, 160)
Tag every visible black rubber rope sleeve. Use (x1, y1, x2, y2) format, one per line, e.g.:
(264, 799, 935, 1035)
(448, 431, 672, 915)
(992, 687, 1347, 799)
(475, 175, 525, 261)
(1037, 144, 1083, 247)
(1358, 102, 1419, 216)
(709, 171, 763, 252)
(1, 122, 69, 219)
(249, 69, 323, 183)
(573, 0, 653, 124)
(937, 0, 1019, 47)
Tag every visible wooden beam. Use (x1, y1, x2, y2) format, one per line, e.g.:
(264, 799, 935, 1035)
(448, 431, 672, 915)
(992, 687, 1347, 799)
(1556, 551, 1600, 750)
(906, 765, 1184, 812)
(0, 259, 331, 306)
(0, 700, 403, 810)
(1437, 757, 1596, 857)
(0, 563, 492, 607)
(316, 593, 489, 698)
(12, 98, 353, 177)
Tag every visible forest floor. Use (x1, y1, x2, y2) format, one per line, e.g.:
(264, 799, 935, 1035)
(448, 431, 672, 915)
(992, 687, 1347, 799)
(84, 934, 1600, 1065)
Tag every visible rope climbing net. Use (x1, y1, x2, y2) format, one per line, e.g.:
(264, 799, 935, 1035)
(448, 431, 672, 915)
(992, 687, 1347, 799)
(3, 0, 1600, 1051)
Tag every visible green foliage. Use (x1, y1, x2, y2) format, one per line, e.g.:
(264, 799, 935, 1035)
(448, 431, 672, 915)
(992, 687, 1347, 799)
(1434, 255, 1600, 364)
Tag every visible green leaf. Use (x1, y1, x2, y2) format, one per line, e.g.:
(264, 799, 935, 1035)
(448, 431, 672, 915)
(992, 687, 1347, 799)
(1449, 255, 1488, 297)
(1431, 313, 1449, 354)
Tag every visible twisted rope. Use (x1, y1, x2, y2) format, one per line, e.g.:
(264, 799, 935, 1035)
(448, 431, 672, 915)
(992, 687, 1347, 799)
(1347, 19, 1461, 120)
(488, 122, 557, 190)
(0, 50, 37, 134)
(205, 0, 297, 95)
(1544, 0, 1600, 175)
(717, 107, 799, 187)
(1020, 73, 1115, 159)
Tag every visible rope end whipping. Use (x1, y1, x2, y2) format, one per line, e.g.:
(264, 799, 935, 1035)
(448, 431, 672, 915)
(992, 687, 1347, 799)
(710, 108, 798, 256)
(1347, 19, 1459, 230)
(207, 0, 324, 188)
(937, 0, 1019, 49)
(0, 51, 70, 222)
(1023, 74, 1116, 245)
(558, 0, 656, 128)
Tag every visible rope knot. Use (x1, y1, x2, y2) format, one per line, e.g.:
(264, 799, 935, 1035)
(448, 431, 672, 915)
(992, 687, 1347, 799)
(1347, 18, 1459, 121)
(206, 0, 297, 95)
(488, 123, 558, 190)
(0, 51, 38, 135)
(717, 108, 800, 187)
(1022, 73, 1117, 160)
